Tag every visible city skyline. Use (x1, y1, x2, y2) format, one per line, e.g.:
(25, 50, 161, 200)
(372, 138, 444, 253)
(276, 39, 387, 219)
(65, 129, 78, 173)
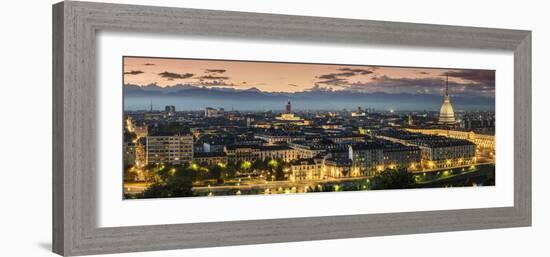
(122, 56, 496, 199)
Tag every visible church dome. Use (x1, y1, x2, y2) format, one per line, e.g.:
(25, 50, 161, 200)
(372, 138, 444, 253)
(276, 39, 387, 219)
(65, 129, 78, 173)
(439, 99, 455, 124)
(438, 76, 456, 124)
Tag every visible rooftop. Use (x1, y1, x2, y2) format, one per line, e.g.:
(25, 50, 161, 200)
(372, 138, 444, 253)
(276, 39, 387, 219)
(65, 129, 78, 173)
(258, 145, 292, 151)
(325, 158, 352, 166)
(377, 129, 475, 148)
(256, 129, 305, 137)
(290, 158, 320, 166)
(350, 142, 383, 151)
(194, 152, 227, 158)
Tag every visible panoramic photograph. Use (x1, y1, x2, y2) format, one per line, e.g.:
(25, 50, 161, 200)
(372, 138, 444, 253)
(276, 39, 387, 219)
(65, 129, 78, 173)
(122, 56, 496, 199)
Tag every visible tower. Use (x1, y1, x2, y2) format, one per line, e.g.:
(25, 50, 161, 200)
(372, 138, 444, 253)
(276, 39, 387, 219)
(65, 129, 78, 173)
(285, 98, 292, 113)
(438, 75, 456, 124)
(165, 105, 175, 116)
(408, 112, 413, 126)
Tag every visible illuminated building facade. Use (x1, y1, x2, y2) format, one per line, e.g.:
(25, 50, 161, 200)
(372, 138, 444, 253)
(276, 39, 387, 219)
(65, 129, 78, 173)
(382, 143, 421, 171)
(123, 142, 136, 167)
(225, 145, 259, 162)
(288, 140, 343, 159)
(224, 145, 298, 162)
(417, 141, 476, 170)
(257, 145, 298, 162)
(348, 143, 384, 176)
(133, 125, 148, 138)
(193, 152, 228, 166)
(324, 158, 353, 178)
(254, 131, 306, 144)
(406, 128, 495, 151)
(290, 158, 324, 182)
(351, 106, 366, 117)
(145, 135, 194, 165)
(407, 112, 414, 126)
(205, 107, 224, 117)
(375, 129, 476, 170)
(274, 99, 310, 125)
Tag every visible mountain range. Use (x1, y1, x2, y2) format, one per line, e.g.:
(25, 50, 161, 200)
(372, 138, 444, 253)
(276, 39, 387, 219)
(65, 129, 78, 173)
(123, 83, 495, 112)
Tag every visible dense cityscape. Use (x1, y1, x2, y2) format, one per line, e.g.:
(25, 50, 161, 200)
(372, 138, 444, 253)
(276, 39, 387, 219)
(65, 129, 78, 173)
(123, 76, 496, 198)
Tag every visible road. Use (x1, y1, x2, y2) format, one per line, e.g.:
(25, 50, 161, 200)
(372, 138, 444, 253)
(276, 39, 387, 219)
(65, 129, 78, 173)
(124, 163, 496, 196)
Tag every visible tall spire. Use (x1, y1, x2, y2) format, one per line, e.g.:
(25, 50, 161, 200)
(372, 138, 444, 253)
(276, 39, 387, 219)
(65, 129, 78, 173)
(438, 74, 456, 125)
(445, 75, 449, 98)
(285, 97, 292, 113)
(150, 99, 153, 113)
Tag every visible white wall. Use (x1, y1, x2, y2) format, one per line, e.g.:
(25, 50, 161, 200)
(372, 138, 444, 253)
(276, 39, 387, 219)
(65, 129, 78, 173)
(0, 0, 547, 256)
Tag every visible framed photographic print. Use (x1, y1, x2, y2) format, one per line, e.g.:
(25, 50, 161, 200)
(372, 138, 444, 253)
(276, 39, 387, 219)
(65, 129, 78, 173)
(53, 1, 531, 256)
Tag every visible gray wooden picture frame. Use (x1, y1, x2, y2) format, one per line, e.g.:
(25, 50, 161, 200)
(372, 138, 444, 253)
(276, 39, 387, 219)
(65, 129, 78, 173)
(52, 1, 531, 256)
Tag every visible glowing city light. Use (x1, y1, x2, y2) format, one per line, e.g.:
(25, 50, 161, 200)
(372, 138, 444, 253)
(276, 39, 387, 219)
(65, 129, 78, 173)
(122, 74, 494, 199)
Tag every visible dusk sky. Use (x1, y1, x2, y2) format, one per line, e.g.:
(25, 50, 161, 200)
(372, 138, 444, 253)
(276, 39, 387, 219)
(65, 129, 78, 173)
(123, 57, 495, 98)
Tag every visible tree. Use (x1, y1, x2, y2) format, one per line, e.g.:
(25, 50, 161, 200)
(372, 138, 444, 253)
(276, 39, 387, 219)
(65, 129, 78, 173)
(155, 166, 172, 183)
(139, 165, 195, 198)
(267, 159, 278, 170)
(123, 168, 138, 182)
(142, 163, 163, 183)
(139, 184, 172, 198)
(224, 163, 237, 179)
(240, 160, 252, 174)
(274, 164, 285, 181)
(369, 169, 415, 190)
(251, 159, 263, 172)
(169, 167, 195, 196)
(209, 164, 224, 180)
(123, 165, 136, 182)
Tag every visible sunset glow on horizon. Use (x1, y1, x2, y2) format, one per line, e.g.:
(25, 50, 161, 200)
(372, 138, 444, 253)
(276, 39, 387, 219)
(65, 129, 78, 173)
(123, 56, 495, 97)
